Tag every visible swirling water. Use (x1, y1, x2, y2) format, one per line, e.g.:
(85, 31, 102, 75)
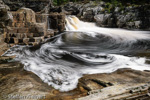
(3, 16, 150, 91)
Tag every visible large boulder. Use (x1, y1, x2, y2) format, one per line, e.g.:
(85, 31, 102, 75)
(94, 13, 116, 27)
(63, 2, 81, 15)
(12, 7, 36, 25)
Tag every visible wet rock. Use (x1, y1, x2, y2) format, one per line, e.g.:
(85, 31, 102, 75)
(94, 13, 115, 27)
(82, 8, 94, 22)
(0, 61, 88, 100)
(0, 62, 50, 100)
(48, 13, 65, 32)
(76, 68, 150, 100)
(135, 21, 142, 28)
(1, 64, 150, 100)
(114, 7, 121, 13)
(63, 2, 80, 15)
(0, 40, 9, 56)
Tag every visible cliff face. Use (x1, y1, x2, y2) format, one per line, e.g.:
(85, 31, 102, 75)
(3, 8, 65, 45)
(0, 0, 12, 55)
(3, 0, 49, 12)
(0, 0, 11, 33)
(63, 1, 150, 30)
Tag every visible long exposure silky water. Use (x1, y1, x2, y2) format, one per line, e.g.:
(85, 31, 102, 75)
(3, 16, 150, 91)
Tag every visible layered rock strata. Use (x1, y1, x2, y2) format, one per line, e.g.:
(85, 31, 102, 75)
(3, 8, 65, 45)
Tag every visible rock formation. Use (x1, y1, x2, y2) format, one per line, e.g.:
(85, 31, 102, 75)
(0, 0, 12, 56)
(0, 0, 11, 35)
(2, 8, 65, 45)
(0, 0, 66, 54)
(1, 0, 150, 100)
(1, 61, 150, 100)
(63, 1, 150, 30)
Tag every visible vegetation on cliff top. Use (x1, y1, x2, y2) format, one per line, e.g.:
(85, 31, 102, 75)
(53, 0, 149, 5)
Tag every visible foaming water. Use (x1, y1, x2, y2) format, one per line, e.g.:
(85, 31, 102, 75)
(66, 16, 150, 41)
(3, 16, 150, 91)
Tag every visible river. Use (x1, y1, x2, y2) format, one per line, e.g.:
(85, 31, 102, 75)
(3, 16, 150, 91)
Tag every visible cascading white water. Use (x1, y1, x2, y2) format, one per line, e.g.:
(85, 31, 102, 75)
(65, 16, 150, 41)
(3, 15, 150, 92)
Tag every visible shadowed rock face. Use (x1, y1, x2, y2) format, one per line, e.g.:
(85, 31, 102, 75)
(0, 0, 12, 55)
(0, 0, 11, 34)
(3, 0, 49, 12)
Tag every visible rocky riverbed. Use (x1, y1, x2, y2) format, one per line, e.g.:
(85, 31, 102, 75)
(1, 0, 150, 100)
(1, 59, 150, 100)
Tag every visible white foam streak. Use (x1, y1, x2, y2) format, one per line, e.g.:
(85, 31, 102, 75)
(80, 54, 150, 74)
(22, 58, 80, 91)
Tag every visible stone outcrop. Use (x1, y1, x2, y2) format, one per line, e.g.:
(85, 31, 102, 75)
(0, 0, 12, 56)
(1, 61, 150, 100)
(0, 0, 11, 35)
(36, 13, 65, 32)
(3, 8, 65, 45)
(0, 60, 87, 100)
(77, 68, 150, 100)
(3, 0, 49, 12)
(95, 5, 150, 29)
(63, 1, 150, 30)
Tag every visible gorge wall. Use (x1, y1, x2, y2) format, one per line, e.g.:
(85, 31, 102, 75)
(0, 0, 12, 55)
(1, 0, 150, 46)
(3, 8, 65, 45)
(0, 0, 65, 47)
(0, 0, 11, 36)
(63, 1, 150, 30)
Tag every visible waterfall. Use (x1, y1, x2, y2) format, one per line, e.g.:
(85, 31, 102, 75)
(65, 16, 150, 41)
(3, 15, 150, 92)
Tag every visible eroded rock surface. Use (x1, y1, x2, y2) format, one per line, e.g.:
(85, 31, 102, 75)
(1, 60, 150, 100)
(77, 68, 150, 100)
(0, 60, 87, 100)
(3, 8, 65, 45)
